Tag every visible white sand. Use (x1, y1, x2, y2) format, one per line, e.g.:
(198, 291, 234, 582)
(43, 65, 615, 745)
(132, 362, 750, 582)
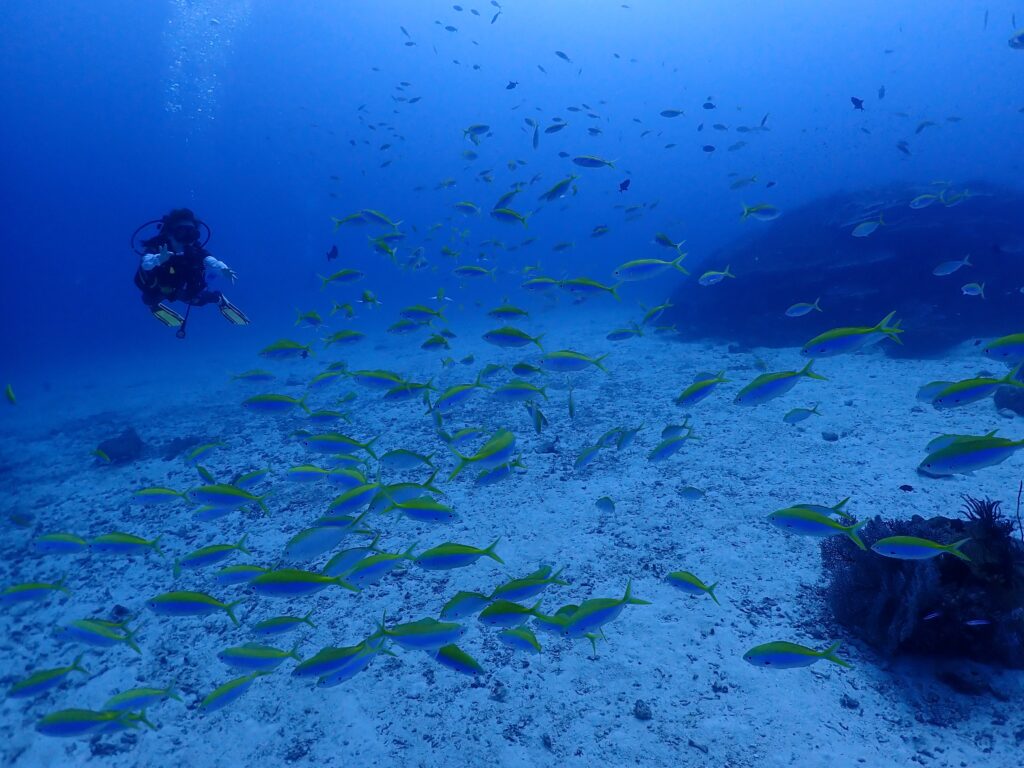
(1, 304, 1022, 768)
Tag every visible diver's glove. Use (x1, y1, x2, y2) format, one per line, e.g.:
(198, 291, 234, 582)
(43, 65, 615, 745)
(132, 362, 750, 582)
(221, 266, 238, 285)
(142, 244, 175, 271)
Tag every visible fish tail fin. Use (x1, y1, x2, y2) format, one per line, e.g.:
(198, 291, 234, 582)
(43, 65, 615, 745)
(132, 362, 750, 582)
(623, 579, 652, 606)
(297, 393, 311, 415)
(534, 333, 546, 351)
(879, 311, 904, 344)
(963, 253, 972, 266)
(371, 610, 388, 642)
(302, 610, 317, 629)
(125, 627, 143, 655)
(422, 469, 443, 496)
(1004, 364, 1024, 387)
(800, 359, 828, 381)
(671, 252, 689, 274)
(706, 582, 721, 606)
(740, 203, 751, 220)
(979, 282, 986, 299)
(447, 456, 470, 481)
(610, 282, 622, 301)
(172, 559, 182, 579)
(71, 653, 90, 676)
(821, 641, 852, 668)
(288, 643, 302, 661)
(724, 264, 735, 278)
(225, 600, 244, 626)
(132, 710, 158, 732)
(332, 576, 360, 592)
(362, 436, 380, 459)
(812, 297, 823, 312)
(330, 217, 342, 232)
(256, 493, 271, 516)
(594, 353, 610, 373)
(947, 538, 972, 561)
(832, 496, 852, 517)
(236, 534, 250, 555)
(484, 538, 504, 564)
(549, 566, 570, 587)
(846, 520, 868, 551)
(876, 310, 897, 329)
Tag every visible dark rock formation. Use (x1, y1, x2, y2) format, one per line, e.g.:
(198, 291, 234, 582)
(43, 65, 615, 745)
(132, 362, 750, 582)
(160, 435, 201, 461)
(821, 496, 1024, 668)
(669, 183, 1024, 357)
(994, 385, 1024, 416)
(96, 428, 145, 465)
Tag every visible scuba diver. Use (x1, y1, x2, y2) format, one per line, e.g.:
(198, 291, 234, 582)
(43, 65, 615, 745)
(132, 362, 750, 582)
(132, 208, 250, 336)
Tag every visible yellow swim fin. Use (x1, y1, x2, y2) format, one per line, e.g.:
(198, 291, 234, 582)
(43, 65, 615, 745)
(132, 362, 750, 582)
(219, 296, 250, 326)
(152, 303, 184, 327)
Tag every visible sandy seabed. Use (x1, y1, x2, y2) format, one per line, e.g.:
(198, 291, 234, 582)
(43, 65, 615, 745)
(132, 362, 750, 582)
(1, 306, 1022, 768)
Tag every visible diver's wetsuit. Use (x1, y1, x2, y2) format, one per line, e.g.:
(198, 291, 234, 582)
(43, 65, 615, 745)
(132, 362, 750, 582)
(134, 237, 227, 310)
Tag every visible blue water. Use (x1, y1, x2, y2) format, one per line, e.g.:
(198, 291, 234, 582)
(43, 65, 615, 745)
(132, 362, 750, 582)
(3, 1, 1024, 765)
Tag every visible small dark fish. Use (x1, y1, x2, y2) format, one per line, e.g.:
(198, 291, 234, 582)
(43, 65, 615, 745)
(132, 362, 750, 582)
(896, 140, 911, 156)
(444, 25, 457, 32)
(765, 181, 776, 188)
(557, 151, 569, 158)
(506, 81, 518, 90)
(544, 123, 568, 134)
(702, 101, 716, 110)
(326, 244, 338, 261)
(760, 113, 769, 127)
(702, 145, 715, 153)
(555, 50, 572, 63)
(491, 10, 501, 24)
(851, 97, 865, 110)
(899, 484, 913, 492)
(619, 179, 630, 193)
(878, 84, 886, 100)
(964, 619, 991, 627)
(922, 611, 942, 621)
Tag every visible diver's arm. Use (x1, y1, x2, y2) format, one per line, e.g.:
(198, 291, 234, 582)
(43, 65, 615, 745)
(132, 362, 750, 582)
(204, 254, 238, 284)
(141, 244, 172, 271)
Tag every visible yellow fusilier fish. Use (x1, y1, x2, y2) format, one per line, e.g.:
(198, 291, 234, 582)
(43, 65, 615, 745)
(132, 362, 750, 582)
(800, 311, 902, 357)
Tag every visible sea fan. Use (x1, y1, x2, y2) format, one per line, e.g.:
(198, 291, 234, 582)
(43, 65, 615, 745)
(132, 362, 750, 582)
(959, 495, 1013, 537)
